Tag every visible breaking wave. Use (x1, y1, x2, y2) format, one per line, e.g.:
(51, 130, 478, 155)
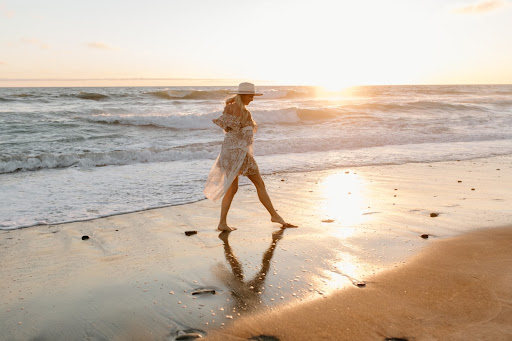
(85, 107, 362, 130)
(76, 92, 110, 101)
(0, 144, 221, 174)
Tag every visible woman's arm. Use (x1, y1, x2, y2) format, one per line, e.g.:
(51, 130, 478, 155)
(212, 104, 242, 132)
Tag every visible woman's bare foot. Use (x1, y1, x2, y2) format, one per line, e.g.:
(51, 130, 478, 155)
(271, 215, 298, 228)
(217, 222, 237, 232)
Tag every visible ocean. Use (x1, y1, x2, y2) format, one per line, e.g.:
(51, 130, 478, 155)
(1, 84, 511, 230)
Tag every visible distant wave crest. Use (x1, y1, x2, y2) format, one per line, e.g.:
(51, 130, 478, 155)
(76, 92, 110, 101)
(145, 89, 231, 100)
(143, 88, 314, 100)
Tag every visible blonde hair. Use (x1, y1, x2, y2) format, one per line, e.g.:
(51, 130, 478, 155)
(225, 94, 250, 122)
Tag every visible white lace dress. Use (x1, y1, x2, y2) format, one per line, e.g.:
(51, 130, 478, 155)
(204, 104, 259, 201)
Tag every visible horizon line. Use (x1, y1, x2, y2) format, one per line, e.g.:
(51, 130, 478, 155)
(0, 78, 511, 88)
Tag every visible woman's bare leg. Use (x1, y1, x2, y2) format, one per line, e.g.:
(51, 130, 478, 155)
(218, 176, 239, 231)
(247, 172, 297, 228)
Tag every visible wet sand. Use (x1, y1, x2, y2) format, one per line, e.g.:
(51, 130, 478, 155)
(1, 155, 511, 340)
(207, 226, 512, 341)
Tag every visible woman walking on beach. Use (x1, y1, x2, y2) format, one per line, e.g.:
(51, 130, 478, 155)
(204, 82, 296, 231)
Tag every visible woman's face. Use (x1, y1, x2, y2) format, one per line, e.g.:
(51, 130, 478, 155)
(241, 94, 255, 105)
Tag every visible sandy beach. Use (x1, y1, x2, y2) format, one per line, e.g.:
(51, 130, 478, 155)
(207, 226, 512, 341)
(1, 155, 511, 340)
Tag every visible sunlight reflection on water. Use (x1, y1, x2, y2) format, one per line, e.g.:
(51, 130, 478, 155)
(319, 170, 372, 229)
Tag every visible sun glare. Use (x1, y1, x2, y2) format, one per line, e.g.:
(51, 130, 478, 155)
(320, 171, 370, 227)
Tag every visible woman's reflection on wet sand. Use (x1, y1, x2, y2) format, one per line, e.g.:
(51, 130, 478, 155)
(215, 230, 284, 313)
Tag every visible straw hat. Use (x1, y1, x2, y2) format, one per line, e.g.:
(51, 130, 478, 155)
(230, 82, 263, 96)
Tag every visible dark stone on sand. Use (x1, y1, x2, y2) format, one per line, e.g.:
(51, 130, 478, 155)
(471, 188, 475, 191)
(430, 213, 439, 217)
(280, 179, 285, 181)
(421, 234, 429, 239)
(385, 338, 409, 341)
(356, 282, 366, 288)
(497, 169, 500, 170)
(176, 332, 203, 340)
(176, 329, 205, 340)
(81, 235, 89, 240)
(192, 289, 216, 295)
(458, 180, 462, 183)
(249, 336, 280, 341)
(322, 219, 335, 223)
(185, 231, 197, 236)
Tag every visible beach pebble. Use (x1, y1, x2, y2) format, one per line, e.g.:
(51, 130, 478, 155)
(185, 231, 197, 236)
(322, 219, 335, 223)
(429, 213, 439, 217)
(248, 336, 280, 341)
(176, 331, 203, 340)
(421, 234, 429, 239)
(471, 188, 475, 191)
(458, 180, 462, 183)
(356, 282, 366, 288)
(81, 235, 89, 240)
(192, 289, 216, 296)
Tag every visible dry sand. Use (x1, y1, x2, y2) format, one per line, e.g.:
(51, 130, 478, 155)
(1, 155, 511, 340)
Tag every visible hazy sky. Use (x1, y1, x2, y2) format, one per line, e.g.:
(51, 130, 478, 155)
(1, 0, 511, 87)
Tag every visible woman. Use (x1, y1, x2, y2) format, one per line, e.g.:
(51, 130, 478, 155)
(204, 82, 296, 231)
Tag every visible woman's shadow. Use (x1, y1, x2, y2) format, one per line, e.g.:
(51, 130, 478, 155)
(214, 230, 284, 313)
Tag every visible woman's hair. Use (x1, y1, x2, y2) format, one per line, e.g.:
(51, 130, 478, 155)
(225, 94, 250, 122)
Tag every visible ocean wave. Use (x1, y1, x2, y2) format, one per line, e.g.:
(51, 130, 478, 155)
(260, 89, 314, 99)
(76, 92, 110, 101)
(143, 88, 315, 101)
(145, 89, 231, 100)
(86, 112, 221, 130)
(11, 93, 34, 98)
(343, 101, 487, 113)
(5, 132, 508, 175)
(85, 107, 375, 130)
(0, 144, 222, 174)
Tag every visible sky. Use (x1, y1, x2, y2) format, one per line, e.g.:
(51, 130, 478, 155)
(1, 0, 511, 87)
